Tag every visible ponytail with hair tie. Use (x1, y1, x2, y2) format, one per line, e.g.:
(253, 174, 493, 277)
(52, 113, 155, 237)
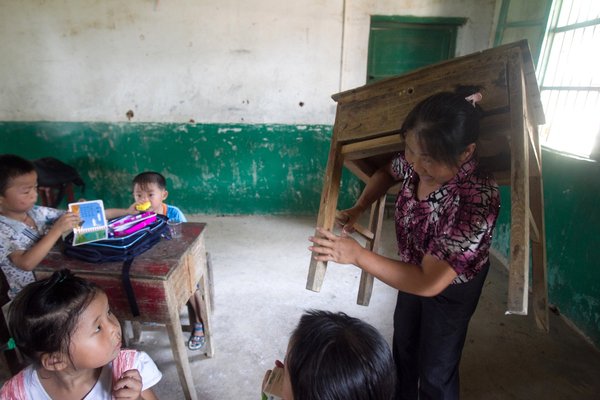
(465, 92, 483, 107)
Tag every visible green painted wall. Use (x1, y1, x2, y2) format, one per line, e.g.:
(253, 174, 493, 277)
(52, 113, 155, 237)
(0, 122, 361, 214)
(2, 122, 598, 347)
(492, 149, 600, 348)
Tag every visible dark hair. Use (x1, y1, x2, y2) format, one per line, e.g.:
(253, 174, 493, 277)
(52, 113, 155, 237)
(0, 154, 36, 195)
(287, 310, 396, 400)
(8, 269, 101, 367)
(132, 171, 167, 190)
(400, 86, 482, 167)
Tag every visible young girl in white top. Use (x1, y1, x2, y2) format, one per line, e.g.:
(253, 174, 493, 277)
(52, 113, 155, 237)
(0, 269, 162, 400)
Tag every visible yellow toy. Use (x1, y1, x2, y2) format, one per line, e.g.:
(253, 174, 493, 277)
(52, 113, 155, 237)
(135, 201, 152, 212)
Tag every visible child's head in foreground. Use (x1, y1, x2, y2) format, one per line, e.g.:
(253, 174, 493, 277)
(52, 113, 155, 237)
(132, 171, 168, 214)
(0, 154, 37, 210)
(8, 268, 122, 371)
(283, 310, 396, 400)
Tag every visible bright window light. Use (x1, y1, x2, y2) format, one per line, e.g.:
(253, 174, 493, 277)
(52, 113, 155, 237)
(537, 0, 600, 158)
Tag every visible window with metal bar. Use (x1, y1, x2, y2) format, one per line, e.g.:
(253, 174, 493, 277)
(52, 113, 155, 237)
(536, 0, 600, 159)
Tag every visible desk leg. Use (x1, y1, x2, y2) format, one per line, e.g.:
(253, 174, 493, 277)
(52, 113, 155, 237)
(195, 273, 214, 358)
(357, 194, 386, 306)
(307, 140, 344, 292)
(166, 313, 198, 400)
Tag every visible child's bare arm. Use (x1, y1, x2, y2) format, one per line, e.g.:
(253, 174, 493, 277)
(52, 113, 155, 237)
(9, 212, 80, 271)
(141, 388, 159, 400)
(106, 202, 138, 219)
(105, 208, 129, 219)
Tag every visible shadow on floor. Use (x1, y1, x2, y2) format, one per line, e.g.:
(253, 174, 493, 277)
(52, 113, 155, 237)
(462, 261, 600, 399)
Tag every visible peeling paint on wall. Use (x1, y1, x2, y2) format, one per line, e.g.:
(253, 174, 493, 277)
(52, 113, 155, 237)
(0, 122, 361, 215)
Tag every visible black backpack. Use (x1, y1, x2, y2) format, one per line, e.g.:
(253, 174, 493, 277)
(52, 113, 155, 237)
(62, 214, 169, 263)
(33, 157, 85, 207)
(62, 214, 170, 316)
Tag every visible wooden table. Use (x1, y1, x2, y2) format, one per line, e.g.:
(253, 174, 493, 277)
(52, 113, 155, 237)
(36, 223, 212, 400)
(307, 40, 549, 331)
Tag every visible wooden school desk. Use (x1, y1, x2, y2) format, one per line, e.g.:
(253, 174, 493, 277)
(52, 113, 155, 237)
(307, 40, 549, 331)
(36, 223, 212, 400)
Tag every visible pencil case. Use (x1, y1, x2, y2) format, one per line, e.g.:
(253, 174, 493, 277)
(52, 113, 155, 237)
(109, 212, 158, 237)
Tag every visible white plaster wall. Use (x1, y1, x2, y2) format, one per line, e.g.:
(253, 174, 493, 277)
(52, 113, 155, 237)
(340, 0, 499, 91)
(0, 0, 498, 124)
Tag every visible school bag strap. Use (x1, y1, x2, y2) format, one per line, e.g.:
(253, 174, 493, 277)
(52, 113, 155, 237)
(121, 258, 139, 317)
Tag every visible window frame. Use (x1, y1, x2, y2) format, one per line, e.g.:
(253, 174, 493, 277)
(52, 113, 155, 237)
(536, 0, 600, 160)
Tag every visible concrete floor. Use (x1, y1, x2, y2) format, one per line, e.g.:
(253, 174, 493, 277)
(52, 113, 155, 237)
(2, 214, 600, 399)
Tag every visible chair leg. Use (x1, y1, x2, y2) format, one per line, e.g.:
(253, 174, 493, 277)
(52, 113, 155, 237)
(121, 320, 142, 347)
(131, 321, 142, 344)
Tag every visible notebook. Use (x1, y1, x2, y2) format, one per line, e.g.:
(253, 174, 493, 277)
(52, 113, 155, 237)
(68, 200, 108, 246)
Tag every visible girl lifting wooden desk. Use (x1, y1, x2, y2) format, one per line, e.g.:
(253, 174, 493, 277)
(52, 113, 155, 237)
(307, 40, 549, 331)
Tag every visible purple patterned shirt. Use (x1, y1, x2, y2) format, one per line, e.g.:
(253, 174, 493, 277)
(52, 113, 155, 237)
(391, 154, 500, 284)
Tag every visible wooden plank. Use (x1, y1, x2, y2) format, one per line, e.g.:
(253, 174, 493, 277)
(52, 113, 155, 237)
(344, 159, 374, 183)
(516, 40, 546, 125)
(523, 86, 542, 179)
(357, 194, 386, 306)
(330, 41, 543, 183)
(334, 49, 510, 105)
(506, 54, 530, 316)
(530, 174, 549, 331)
(307, 116, 345, 292)
(341, 134, 404, 161)
(332, 40, 544, 124)
(335, 210, 374, 240)
(522, 60, 548, 330)
(529, 209, 540, 244)
(344, 153, 398, 183)
(528, 101, 549, 330)
(333, 60, 510, 143)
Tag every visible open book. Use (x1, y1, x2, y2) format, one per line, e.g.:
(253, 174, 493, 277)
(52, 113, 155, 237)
(68, 200, 108, 246)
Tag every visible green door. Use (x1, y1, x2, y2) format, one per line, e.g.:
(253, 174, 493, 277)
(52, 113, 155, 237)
(367, 16, 467, 83)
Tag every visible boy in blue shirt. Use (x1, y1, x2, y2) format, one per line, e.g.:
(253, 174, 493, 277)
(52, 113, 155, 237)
(130, 172, 206, 350)
(131, 172, 186, 222)
(106, 171, 187, 221)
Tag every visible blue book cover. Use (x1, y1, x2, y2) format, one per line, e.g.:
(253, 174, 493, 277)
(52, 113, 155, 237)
(68, 200, 108, 246)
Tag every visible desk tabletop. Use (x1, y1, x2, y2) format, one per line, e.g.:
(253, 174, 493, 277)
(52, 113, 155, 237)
(39, 223, 206, 281)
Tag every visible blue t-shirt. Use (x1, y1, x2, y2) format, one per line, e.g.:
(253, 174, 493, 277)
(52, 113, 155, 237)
(166, 204, 186, 222)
